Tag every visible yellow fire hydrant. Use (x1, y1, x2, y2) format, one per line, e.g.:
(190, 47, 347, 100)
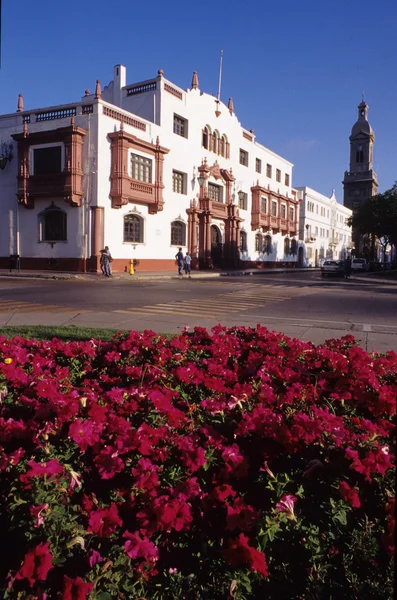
(129, 259, 134, 275)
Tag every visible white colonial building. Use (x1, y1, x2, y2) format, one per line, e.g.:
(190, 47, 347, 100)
(0, 64, 303, 272)
(296, 187, 352, 267)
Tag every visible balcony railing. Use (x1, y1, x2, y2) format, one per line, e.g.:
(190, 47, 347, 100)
(29, 173, 66, 193)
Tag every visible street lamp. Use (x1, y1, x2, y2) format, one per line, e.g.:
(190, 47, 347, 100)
(197, 174, 205, 188)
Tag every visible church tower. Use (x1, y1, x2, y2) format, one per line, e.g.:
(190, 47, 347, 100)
(343, 99, 378, 256)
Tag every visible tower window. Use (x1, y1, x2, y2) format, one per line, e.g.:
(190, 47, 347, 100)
(356, 146, 363, 163)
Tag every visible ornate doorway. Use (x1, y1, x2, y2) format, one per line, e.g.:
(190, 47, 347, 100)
(211, 225, 223, 267)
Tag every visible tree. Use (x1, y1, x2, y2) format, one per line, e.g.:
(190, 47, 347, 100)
(347, 183, 397, 261)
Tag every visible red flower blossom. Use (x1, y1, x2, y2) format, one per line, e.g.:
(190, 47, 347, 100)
(88, 502, 122, 537)
(123, 530, 159, 561)
(223, 534, 268, 578)
(339, 481, 361, 508)
(15, 541, 53, 586)
(20, 459, 64, 484)
(62, 575, 94, 600)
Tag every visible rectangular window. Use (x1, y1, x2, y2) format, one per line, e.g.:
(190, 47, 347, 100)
(172, 170, 187, 194)
(306, 247, 313, 259)
(208, 183, 222, 202)
(173, 114, 188, 137)
(289, 206, 294, 221)
(261, 196, 267, 213)
(271, 200, 277, 216)
(276, 169, 281, 183)
(307, 201, 314, 212)
(315, 226, 318, 236)
(238, 191, 248, 210)
(285, 173, 290, 186)
(131, 153, 152, 182)
(239, 149, 248, 166)
(255, 158, 262, 173)
(266, 164, 272, 178)
(280, 204, 286, 219)
(33, 146, 62, 175)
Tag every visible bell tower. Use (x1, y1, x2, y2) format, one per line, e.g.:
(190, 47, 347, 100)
(343, 98, 378, 256)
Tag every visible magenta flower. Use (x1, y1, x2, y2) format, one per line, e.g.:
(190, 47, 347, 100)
(15, 542, 53, 586)
(123, 530, 159, 561)
(276, 494, 298, 520)
(62, 575, 94, 600)
(88, 502, 122, 537)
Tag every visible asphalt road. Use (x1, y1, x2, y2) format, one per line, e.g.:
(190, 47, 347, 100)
(0, 272, 396, 352)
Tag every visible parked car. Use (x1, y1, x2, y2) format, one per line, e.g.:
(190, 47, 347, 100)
(351, 258, 369, 272)
(321, 260, 345, 277)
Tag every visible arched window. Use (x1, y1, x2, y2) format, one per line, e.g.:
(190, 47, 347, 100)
(202, 125, 211, 149)
(255, 233, 263, 252)
(356, 146, 364, 163)
(171, 221, 186, 246)
(290, 239, 298, 255)
(264, 234, 272, 255)
(284, 237, 290, 256)
(220, 135, 227, 157)
(240, 230, 247, 252)
(212, 130, 219, 153)
(124, 214, 143, 243)
(39, 204, 67, 242)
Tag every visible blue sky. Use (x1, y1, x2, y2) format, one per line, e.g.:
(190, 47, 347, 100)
(1, 0, 396, 201)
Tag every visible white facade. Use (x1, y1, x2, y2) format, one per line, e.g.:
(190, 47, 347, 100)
(296, 187, 352, 267)
(0, 65, 303, 272)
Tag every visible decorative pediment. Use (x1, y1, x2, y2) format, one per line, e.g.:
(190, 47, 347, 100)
(208, 160, 222, 180)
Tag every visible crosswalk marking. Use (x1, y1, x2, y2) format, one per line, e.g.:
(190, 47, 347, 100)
(113, 284, 292, 318)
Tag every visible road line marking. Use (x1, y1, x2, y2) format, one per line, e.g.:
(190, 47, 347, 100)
(114, 308, 219, 318)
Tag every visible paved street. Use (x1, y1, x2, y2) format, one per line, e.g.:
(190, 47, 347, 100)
(0, 271, 396, 352)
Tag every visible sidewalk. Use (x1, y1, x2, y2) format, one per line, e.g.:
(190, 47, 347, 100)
(0, 266, 319, 281)
(1, 267, 396, 285)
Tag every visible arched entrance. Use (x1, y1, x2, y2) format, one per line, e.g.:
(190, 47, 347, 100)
(298, 246, 304, 267)
(211, 225, 223, 267)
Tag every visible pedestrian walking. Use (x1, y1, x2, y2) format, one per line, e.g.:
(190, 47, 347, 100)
(100, 248, 111, 278)
(184, 252, 192, 277)
(344, 256, 352, 280)
(104, 246, 113, 276)
(175, 247, 184, 276)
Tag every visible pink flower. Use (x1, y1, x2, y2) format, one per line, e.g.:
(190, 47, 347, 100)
(339, 481, 361, 508)
(29, 503, 49, 527)
(123, 530, 159, 561)
(20, 459, 64, 484)
(15, 541, 53, 586)
(62, 575, 94, 600)
(88, 549, 102, 568)
(276, 494, 298, 520)
(68, 418, 101, 452)
(88, 502, 122, 537)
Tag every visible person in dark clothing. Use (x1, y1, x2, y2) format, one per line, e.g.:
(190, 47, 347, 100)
(344, 257, 352, 279)
(175, 248, 184, 276)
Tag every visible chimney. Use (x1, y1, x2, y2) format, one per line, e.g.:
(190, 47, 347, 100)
(114, 64, 126, 107)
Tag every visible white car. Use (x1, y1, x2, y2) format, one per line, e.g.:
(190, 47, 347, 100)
(351, 258, 369, 272)
(321, 260, 345, 277)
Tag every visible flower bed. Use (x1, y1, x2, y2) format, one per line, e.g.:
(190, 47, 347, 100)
(0, 326, 395, 599)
